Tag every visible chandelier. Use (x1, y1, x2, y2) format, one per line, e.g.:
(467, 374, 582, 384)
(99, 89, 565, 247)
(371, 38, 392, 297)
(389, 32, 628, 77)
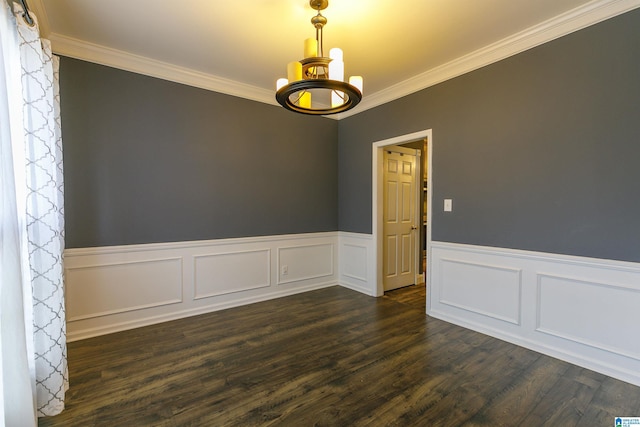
(275, 0, 363, 115)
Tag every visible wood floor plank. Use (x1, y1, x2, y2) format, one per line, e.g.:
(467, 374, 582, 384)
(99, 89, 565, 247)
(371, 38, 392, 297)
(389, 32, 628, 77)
(517, 366, 600, 427)
(469, 355, 570, 425)
(580, 376, 640, 426)
(38, 285, 640, 426)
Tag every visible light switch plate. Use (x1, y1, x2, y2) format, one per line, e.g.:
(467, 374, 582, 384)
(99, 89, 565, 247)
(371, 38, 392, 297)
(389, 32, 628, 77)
(444, 199, 452, 212)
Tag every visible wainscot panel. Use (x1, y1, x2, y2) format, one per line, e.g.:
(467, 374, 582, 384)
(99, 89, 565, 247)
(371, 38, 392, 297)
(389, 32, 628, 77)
(338, 232, 376, 296)
(64, 233, 339, 341)
(277, 243, 334, 285)
(536, 273, 640, 361)
(194, 249, 270, 299)
(66, 257, 183, 321)
(439, 258, 522, 325)
(429, 241, 640, 387)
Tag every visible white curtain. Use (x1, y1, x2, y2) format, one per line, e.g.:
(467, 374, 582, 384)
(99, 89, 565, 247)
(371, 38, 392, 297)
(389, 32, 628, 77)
(0, 2, 67, 425)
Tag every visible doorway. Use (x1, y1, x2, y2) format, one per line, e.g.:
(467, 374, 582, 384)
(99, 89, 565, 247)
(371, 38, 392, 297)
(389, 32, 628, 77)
(372, 130, 433, 313)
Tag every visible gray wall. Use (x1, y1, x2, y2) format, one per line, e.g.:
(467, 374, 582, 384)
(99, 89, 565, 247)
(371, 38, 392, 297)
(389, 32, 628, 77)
(338, 8, 640, 263)
(60, 58, 338, 248)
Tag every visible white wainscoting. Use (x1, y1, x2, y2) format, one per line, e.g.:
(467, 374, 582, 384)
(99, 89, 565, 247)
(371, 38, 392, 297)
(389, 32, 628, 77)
(65, 231, 640, 386)
(429, 241, 640, 387)
(64, 232, 339, 341)
(338, 232, 376, 296)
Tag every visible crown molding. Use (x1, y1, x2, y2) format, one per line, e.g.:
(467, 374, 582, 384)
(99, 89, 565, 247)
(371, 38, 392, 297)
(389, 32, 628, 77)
(48, 33, 279, 108)
(337, 0, 640, 119)
(42, 0, 640, 120)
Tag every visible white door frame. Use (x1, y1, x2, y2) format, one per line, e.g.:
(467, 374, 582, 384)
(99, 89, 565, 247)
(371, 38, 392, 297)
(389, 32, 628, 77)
(372, 129, 433, 309)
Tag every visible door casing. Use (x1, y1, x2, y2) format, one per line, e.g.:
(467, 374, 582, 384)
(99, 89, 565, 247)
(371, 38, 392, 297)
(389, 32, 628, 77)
(372, 129, 433, 311)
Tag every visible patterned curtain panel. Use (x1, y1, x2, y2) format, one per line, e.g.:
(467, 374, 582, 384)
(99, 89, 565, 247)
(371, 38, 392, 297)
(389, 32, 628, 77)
(16, 7, 68, 418)
(0, 2, 37, 424)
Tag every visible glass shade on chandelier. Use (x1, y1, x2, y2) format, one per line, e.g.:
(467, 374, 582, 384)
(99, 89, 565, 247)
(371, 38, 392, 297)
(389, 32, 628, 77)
(275, 0, 363, 115)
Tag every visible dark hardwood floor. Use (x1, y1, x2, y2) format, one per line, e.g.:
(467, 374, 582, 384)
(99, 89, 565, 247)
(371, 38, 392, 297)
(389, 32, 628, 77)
(39, 285, 640, 426)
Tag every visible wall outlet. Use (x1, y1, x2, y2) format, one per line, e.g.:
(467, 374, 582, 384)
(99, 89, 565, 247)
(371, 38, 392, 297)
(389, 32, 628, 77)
(281, 265, 288, 276)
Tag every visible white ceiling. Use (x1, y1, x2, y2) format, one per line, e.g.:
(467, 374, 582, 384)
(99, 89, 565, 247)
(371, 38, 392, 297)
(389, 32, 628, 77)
(29, 0, 640, 117)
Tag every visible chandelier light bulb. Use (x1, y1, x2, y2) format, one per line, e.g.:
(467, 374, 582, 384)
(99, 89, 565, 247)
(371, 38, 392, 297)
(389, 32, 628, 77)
(329, 48, 343, 61)
(329, 48, 345, 108)
(304, 38, 318, 58)
(287, 61, 302, 82)
(349, 76, 363, 93)
(300, 91, 311, 108)
(276, 78, 288, 90)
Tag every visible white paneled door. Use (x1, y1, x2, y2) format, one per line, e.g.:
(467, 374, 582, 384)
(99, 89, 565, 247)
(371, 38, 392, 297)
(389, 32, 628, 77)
(383, 147, 418, 291)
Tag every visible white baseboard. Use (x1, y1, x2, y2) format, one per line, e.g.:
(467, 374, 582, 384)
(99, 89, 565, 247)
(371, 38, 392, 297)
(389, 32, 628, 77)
(429, 241, 640, 387)
(64, 232, 340, 341)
